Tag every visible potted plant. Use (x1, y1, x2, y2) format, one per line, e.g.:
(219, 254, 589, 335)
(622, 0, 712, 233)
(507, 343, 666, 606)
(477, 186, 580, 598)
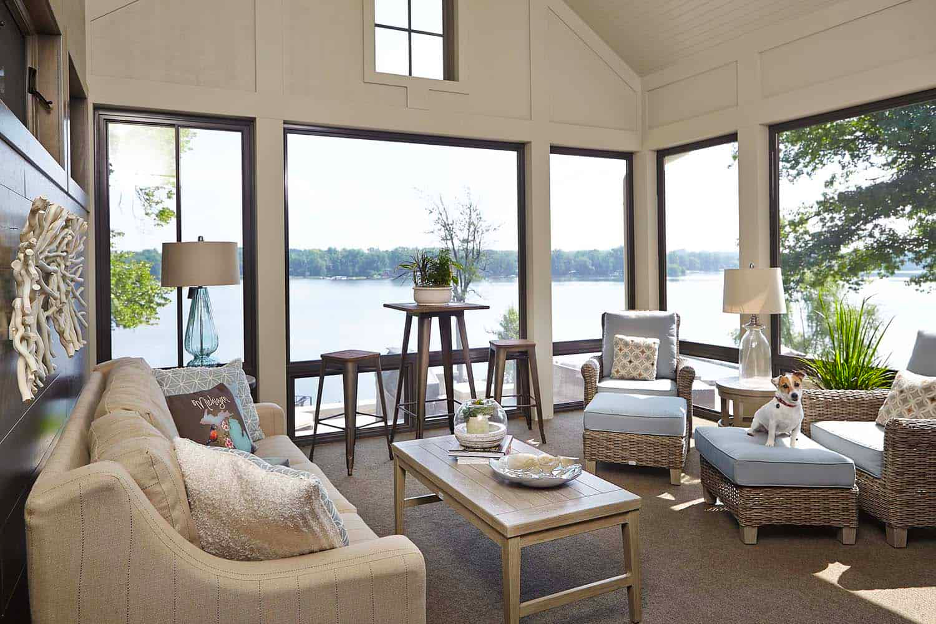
(397, 249, 461, 305)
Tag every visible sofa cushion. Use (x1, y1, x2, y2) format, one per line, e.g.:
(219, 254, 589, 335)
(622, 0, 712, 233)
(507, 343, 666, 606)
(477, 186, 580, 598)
(597, 377, 677, 397)
(694, 426, 855, 488)
(89, 412, 200, 545)
(876, 369, 936, 426)
(254, 435, 357, 514)
(602, 311, 678, 380)
(340, 512, 379, 544)
(155, 360, 263, 442)
(174, 438, 347, 561)
(610, 335, 660, 381)
(94, 358, 180, 440)
(907, 329, 936, 376)
(810, 421, 884, 478)
(585, 392, 686, 437)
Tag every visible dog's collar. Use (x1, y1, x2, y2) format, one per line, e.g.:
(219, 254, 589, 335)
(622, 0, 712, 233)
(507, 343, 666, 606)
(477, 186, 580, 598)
(774, 395, 797, 408)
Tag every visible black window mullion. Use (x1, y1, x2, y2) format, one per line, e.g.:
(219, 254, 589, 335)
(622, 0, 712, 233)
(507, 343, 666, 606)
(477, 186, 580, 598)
(407, 0, 413, 77)
(174, 124, 184, 368)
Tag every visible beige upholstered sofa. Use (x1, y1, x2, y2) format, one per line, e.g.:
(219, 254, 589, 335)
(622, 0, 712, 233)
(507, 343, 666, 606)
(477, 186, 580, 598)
(25, 360, 426, 623)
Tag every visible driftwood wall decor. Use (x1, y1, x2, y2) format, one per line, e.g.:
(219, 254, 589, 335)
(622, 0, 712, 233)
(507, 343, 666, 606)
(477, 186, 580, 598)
(9, 197, 88, 402)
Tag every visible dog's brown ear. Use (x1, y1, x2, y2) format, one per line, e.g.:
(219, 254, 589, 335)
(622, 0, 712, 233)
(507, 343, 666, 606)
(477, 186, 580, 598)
(770, 376, 781, 388)
(791, 370, 807, 381)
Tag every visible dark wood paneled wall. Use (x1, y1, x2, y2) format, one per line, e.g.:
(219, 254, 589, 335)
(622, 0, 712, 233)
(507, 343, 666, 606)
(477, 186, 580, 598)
(0, 118, 89, 621)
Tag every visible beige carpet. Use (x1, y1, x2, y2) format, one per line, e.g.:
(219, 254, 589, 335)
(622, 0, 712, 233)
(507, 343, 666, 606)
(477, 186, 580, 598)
(300, 412, 936, 624)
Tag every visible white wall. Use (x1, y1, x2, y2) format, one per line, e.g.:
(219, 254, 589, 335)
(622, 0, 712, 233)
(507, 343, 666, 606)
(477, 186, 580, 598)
(85, 0, 642, 415)
(637, 0, 936, 315)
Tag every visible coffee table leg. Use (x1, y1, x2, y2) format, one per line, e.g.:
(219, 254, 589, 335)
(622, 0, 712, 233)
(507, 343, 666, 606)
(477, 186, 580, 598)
(501, 538, 521, 624)
(393, 457, 406, 535)
(621, 511, 641, 622)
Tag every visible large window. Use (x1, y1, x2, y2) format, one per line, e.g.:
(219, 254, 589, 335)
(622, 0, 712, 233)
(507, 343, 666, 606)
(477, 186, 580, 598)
(94, 111, 256, 374)
(658, 135, 740, 410)
(285, 127, 523, 439)
(772, 90, 936, 368)
(374, 0, 453, 80)
(549, 147, 633, 408)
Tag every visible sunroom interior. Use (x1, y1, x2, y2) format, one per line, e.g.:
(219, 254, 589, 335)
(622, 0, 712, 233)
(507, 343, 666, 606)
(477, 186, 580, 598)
(1, 0, 934, 622)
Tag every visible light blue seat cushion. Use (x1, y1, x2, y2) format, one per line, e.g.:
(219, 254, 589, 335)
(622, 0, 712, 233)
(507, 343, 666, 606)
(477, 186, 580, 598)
(907, 329, 936, 376)
(694, 426, 855, 488)
(584, 392, 687, 437)
(602, 311, 678, 380)
(810, 421, 884, 478)
(597, 377, 677, 397)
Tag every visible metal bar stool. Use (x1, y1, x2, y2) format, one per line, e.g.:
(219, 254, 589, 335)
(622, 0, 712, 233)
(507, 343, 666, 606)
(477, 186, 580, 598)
(485, 339, 547, 443)
(311, 350, 392, 475)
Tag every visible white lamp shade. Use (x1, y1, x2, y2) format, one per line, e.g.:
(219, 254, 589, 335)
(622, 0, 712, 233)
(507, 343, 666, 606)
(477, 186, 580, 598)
(161, 241, 240, 287)
(723, 268, 786, 315)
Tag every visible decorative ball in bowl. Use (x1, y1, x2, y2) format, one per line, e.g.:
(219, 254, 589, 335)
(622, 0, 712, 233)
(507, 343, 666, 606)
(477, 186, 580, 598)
(453, 398, 508, 449)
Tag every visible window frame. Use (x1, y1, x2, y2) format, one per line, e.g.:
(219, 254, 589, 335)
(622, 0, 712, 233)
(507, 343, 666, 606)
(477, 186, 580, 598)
(768, 87, 936, 373)
(283, 124, 526, 441)
(656, 132, 740, 365)
(374, 0, 453, 80)
(549, 146, 636, 412)
(93, 109, 259, 378)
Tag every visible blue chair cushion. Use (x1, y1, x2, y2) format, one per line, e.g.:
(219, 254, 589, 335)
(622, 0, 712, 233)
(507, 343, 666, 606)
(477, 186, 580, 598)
(584, 392, 686, 437)
(810, 421, 884, 478)
(596, 377, 677, 397)
(601, 311, 678, 380)
(694, 426, 855, 488)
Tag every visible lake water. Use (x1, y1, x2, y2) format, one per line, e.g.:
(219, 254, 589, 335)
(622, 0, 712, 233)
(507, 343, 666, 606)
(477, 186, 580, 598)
(112, 272, 931, 406)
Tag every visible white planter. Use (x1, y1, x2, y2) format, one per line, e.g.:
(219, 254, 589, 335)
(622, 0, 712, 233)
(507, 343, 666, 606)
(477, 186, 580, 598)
(413, 286, 452, 305)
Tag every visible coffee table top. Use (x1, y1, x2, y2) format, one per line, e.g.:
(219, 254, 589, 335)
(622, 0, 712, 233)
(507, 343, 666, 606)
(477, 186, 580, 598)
(715, 376, 776, 397)
(392, 436, 640, 538)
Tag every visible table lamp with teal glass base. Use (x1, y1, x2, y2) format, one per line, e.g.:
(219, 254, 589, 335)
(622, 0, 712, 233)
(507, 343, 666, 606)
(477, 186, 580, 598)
(162, 236, 240, 367)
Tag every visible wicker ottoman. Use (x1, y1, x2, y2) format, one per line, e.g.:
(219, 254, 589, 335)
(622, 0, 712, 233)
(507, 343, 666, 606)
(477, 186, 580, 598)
(695, 427, 858, 545)
(584, 392, 689, 485)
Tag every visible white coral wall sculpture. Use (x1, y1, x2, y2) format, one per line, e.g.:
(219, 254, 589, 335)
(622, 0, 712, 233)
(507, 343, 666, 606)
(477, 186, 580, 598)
(9, 197, 88, 402)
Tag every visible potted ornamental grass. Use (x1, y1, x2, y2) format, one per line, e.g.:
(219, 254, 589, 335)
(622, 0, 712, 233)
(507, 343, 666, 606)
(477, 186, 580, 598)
(397, 249, 461, 305)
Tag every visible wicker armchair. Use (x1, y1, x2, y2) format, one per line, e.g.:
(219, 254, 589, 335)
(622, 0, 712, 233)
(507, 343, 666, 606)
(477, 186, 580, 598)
(803, 389, 936, 547)
(581, 312, 695, 485)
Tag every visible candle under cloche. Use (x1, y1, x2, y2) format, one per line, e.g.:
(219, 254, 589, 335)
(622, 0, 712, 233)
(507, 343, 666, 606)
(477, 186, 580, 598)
(453, 398, 508, 449)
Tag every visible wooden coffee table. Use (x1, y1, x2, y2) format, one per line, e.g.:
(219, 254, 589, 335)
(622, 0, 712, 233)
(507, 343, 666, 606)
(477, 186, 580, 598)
(392, 436, 642, 623)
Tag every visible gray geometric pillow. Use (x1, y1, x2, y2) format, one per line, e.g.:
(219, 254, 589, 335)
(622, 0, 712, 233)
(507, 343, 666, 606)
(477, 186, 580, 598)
(205, 446, 349, 547)
(154, 360, 263, 442)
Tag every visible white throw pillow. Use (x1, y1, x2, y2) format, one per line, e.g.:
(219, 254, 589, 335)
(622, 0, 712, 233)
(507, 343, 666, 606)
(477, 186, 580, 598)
(173, 438, 348, 561)
(877, 369, 936, 426)
(155, 360, 263, 442)
(610, 335, 660, 381)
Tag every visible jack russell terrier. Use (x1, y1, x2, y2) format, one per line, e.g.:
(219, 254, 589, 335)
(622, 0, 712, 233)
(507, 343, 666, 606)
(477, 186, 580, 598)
(746, 372, 807, 447)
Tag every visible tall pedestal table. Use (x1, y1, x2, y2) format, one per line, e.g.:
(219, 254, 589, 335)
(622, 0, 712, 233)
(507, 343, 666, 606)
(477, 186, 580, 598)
(385, 302, 490, 439)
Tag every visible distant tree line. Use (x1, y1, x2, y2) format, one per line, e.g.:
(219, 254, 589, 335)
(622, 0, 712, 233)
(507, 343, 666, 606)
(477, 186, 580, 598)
(128, 246, 751, 280)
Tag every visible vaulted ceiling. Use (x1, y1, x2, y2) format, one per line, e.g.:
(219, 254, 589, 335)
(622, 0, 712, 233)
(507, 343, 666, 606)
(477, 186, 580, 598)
(564, 0, 846, 75)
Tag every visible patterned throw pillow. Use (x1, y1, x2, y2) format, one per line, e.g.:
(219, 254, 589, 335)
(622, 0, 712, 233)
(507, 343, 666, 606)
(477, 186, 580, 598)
(877, 369, 936, 426)
(610, 335, 660, 381)
(155, 360, 263, 442)
(165, 383, 254, 452)
(174, 439, 349, 561)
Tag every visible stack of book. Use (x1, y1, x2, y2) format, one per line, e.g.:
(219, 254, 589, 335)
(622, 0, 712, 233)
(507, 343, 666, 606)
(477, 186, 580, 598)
(449, 435, 513, 465)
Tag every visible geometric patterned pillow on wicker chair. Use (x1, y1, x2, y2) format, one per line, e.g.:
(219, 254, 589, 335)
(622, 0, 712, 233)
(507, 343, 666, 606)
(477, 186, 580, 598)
(610, 335, 660, 381)
(877, 369, 936, 426)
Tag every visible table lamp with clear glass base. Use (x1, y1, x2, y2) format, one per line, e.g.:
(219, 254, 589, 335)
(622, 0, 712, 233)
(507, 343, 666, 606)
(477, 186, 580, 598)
(161, 237, 240, 367)
(723, 266, 786, 384)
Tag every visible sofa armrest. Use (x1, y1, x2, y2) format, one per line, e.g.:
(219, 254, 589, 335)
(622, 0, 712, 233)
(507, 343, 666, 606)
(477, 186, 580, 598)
(581, 357, 601, 407)
(801, 388, 888, 436)
(676, 358, 695, 433)
(256, 402, 287, 437)
(27, 462, 426, 624)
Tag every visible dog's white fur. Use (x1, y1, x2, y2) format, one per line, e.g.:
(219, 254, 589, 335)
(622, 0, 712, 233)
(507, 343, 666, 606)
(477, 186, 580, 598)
(746, 372, 807, 447)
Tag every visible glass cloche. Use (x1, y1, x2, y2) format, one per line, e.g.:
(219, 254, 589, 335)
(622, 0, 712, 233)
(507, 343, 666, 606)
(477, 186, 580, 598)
(453, 398, 508, 449)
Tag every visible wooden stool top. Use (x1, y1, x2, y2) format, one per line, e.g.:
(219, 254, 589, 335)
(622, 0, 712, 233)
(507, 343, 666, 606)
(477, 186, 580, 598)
(490, 339, 536, 350)
(320, 349, 381, 362)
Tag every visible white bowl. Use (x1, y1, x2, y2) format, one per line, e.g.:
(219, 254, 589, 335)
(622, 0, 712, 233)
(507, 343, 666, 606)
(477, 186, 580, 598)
(413, 286, 452, 305)
(453, 421, 507, 449)
(488, 457, 583, 488)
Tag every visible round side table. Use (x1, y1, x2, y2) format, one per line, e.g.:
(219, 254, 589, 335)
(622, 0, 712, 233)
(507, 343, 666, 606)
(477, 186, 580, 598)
(715, 377, 775, 427)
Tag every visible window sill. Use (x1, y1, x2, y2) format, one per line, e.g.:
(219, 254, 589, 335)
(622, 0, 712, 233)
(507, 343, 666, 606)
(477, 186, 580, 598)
(363, 68, 469, 96)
